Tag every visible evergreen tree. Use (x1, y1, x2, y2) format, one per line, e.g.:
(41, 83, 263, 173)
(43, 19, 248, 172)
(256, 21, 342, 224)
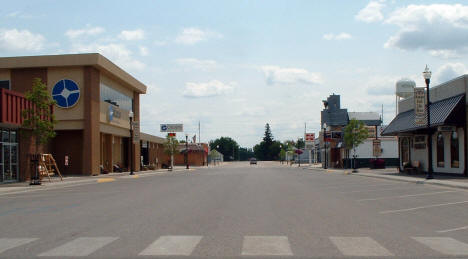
(263, 123, 273, 145)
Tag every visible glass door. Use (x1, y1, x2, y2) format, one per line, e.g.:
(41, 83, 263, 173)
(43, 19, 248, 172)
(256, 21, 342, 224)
(1, 129, 19, 183)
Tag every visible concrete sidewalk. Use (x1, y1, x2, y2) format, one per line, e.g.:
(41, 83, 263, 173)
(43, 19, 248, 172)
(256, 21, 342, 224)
(0, 165, 204, 195)
(308, 166, 468, 190)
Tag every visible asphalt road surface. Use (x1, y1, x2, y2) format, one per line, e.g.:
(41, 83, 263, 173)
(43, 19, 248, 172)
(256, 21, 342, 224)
(1, 162, 468, 258)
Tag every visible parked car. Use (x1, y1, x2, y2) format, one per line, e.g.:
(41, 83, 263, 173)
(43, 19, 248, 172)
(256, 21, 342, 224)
(250, 158, 257, 165)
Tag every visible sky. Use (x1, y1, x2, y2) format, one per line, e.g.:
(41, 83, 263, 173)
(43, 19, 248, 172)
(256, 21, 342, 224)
(1, 0, 468, 148)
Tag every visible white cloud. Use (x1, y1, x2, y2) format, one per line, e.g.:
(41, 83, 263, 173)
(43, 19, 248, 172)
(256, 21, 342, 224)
(355, 1, 385, 23)
(65, 26, 105, 39)
(323, 32, 352, 40)
(429, 49, 461, 59)
(261, 66, 323, 86)
(434, 63, 468, 84)
(175, 27, 222, 45)
(119, 29, 145, 41)
(384, 4, 468, 55)
(175, 58, 217, 70)
(183, 80, 234, 97)
(0, 28, 45, 51)
(139, 46, 149, 56)
(71, 43, 145, 71)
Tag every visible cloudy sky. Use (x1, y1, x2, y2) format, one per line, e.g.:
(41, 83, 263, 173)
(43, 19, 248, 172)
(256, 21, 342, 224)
(1, 0, 468, 147)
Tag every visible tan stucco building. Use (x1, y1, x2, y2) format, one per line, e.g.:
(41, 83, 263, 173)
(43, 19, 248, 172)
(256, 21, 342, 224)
(0, 53, 146, 180)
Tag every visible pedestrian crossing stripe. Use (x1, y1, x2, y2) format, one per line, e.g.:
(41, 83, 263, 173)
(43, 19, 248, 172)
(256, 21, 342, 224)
(139, 235, 202, 256)
(1, 235, 468, 256)
(330, 236, 393, 256)
(412, 237, 468, 256)
(38, 237, 118, 257)
(0, 238, 38, 254)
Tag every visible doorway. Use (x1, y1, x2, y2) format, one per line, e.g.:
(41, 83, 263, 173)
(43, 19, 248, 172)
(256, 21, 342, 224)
(0, 129, 18, 183)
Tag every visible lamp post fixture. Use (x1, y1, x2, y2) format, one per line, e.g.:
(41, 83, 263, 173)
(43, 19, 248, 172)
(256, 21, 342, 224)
(129, 111, 134, 175)
(185, 134, 189, 169)
(323, 122, 328, 169)
(423, 65, 434, 179)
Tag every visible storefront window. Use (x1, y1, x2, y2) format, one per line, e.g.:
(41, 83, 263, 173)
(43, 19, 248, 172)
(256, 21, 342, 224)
(451, 131, 459, 168)
(100, 83, 133, 111)
(437, 132, 444, 167)
(0, 129, 18, 182)
(401, 138, 410, 165)
(2, 130, 9, 142)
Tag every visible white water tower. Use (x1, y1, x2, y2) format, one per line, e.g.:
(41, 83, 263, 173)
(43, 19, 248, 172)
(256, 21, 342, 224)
(395, 78, 416, 114)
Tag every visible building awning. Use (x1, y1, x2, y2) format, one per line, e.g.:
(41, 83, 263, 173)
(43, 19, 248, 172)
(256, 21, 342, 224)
(382, 94, 465, 136)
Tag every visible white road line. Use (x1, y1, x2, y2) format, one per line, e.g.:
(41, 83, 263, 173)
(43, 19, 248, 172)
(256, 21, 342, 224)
(319, 183, 401, 190)
(38, 237, 118, 257)
(437, 225, 468, 233)
(139, 236, 202, 256)
(380, 201, 468, 214)
(242, 236, 293, 256)
(339, 186, 419, 194)
(412, 237, 468, 255)
(330, 237, 393, 256)
(0, 238, 38, 254)
(358, 190, 458, 201)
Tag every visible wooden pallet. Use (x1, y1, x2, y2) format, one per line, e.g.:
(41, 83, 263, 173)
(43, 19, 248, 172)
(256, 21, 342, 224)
(39, 154, 63, 181)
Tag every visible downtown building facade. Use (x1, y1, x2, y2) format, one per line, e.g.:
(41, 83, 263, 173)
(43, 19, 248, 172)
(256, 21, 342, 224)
(0, 53, 209, 183)
(382, 75, 468, 176)
(0, 53, 146, 181)
(317, 94, 398, 169)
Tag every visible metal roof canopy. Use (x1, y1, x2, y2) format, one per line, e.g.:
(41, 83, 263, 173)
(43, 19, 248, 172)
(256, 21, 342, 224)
(382, 94, 465, 136)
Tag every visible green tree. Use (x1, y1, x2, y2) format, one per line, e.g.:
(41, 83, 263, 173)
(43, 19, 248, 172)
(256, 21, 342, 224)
(279, 149, 286, 162)
(254, 124, 280, 160)
(21, 78, 57, 181)
(209, 137, 239, 161)
(239, 147, 254, 161)
(22, 78, 57, 149)
(296, 138, 305, 149)
(344, 119, 369, 170)
(164, 135, 179, 170)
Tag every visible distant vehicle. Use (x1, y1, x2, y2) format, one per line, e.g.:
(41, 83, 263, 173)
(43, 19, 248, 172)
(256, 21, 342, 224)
(250, 158, 257, 165)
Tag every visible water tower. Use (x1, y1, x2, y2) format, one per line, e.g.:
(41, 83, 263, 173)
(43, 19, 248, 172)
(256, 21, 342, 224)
(395, 78, 416, 114)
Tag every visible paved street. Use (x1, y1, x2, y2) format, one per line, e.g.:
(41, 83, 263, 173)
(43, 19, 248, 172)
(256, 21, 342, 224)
(1, 162, 468, 258)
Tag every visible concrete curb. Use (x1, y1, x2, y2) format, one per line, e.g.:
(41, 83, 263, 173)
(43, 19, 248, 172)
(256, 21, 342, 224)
(353, 172, 468, 190)
(307, 166, 468, 190)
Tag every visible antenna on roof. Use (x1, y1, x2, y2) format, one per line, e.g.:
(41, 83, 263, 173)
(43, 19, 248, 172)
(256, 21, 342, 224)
(382, 104, 384, 125)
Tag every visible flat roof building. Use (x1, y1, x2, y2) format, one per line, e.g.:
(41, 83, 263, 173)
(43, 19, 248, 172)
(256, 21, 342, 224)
(0, 53, 147, 181)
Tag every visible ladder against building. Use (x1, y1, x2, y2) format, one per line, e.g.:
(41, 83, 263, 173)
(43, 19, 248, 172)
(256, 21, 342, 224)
(38, 154, 63, 181)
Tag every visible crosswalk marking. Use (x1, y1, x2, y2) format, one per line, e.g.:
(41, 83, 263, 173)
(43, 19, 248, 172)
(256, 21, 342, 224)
(0, 238, 37, 254)
(139, 236, 202, 256)
(412, 237, 468, 255)
(38, 237, 118, 257)
(330, 237, 393, 256)
(242, 236, 293, 256)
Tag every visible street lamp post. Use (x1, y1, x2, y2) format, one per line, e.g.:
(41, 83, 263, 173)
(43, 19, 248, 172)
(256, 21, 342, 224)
(129, 111, 134, 175)
(185, 134, 189, 169)
(423, 65, 434, 179)
(323, 123, 328, 169)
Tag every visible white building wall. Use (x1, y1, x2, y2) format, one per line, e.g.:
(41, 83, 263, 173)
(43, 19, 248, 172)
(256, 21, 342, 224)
(431, 128, 465, 174)
(402, 128, 465, 174)
(353, 138, 398, 159)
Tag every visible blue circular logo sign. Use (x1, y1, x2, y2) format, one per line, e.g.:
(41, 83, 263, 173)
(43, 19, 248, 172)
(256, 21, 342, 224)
(52, 79, 80, 108)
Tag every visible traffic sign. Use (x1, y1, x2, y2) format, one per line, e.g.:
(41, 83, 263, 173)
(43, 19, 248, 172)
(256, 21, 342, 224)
(160, 124, 183, 132)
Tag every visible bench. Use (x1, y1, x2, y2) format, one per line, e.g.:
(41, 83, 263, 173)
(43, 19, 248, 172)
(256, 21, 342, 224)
(403, 160, 421, 174)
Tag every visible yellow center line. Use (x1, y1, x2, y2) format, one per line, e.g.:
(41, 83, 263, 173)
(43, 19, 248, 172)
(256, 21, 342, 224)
(97, 178, 115, 183)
